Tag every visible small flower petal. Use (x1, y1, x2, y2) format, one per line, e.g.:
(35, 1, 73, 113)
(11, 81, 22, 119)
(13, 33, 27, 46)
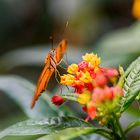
(80, 71, 92, 83)
(86, 83, 94, 92)
(60, 74, 75, 85)
(67, 64, 78, 74)
(72, 81, 85, 93)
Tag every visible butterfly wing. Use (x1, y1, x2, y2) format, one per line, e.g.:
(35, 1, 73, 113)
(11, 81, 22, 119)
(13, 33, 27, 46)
(31, 54, 55, 108)
(55, 39, 68, 64)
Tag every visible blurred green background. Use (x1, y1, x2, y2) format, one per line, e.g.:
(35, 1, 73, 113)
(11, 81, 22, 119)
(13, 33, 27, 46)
(0, 0, 140, 139)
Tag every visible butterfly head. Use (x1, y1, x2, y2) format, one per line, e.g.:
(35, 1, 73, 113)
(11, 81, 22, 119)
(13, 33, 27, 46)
(50, 49, 56, 57)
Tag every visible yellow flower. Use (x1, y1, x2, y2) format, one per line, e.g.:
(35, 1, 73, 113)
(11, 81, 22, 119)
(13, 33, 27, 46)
(80, 71, 92, 83)
(67, 64, 78, 74)
(82, 53, 101, 67)
(60, 74, 75, 85)
(132, 0, 140, 20)
(77, 91, 91, 104)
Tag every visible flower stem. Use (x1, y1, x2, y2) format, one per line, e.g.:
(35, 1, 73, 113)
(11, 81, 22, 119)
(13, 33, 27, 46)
(112, 113, 126, 140)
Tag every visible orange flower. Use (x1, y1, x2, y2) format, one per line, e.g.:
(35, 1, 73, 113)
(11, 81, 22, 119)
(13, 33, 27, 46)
(132, 0, 140, 19)
(87, 102, 96, 119)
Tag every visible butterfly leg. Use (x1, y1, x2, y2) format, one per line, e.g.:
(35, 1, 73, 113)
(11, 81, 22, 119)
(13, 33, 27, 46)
(54, 69, 63, 94)
(54, 69, 60, 84)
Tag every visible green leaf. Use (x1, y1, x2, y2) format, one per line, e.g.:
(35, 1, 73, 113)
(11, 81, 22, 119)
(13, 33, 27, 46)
(119, 57, 140, 113)
(0, 116, 92, 139)
(124, 119, 140, 134)
(120, 56, 140, 83)
(2, 135, 39, 140)
(37, 127, 94, 140)
(37, 127, 112, 140)
(126, 106, 140, 118)
(0, 75, 72, 119)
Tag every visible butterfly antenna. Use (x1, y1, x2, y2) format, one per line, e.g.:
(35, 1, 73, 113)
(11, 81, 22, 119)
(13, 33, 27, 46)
(57, 21, 69, 42)
(62, 21, 69, 38)
(49, 35, 54, 50)
(63, 21, 69, 67)
(65, 21, 69, 30)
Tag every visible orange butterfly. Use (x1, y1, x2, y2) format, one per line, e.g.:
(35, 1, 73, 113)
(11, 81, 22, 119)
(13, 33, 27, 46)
(31, 39, 68, 108)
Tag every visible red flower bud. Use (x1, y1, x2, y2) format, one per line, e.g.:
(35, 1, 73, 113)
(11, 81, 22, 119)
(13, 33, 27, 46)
(51, 95, 64, 106)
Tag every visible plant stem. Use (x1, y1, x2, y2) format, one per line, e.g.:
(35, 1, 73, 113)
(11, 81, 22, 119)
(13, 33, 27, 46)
(108, 121, 120, 140)
(95, 129, 112, 140)
(112, 113, 126, 140)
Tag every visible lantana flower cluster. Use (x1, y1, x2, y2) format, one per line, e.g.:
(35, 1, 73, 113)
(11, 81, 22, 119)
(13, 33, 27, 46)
(51, 53, 123, 124)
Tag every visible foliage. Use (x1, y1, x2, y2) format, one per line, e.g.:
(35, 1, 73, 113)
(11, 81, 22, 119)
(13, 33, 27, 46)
(119, 57, 140, 113)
